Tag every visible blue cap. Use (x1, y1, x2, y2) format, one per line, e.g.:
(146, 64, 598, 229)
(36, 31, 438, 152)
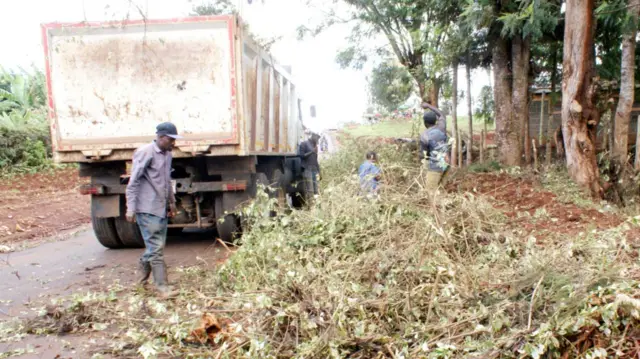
(156, 122, 182, 139)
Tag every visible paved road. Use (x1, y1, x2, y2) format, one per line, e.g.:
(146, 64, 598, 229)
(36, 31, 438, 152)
(0, 228, 227, 358)
(0, 228, 225, 318)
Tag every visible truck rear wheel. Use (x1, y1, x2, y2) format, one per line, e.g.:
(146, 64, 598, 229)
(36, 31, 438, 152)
(114, 218, 145, 248)
(91, 214, 124, 249)
(217, 214, 241, 244)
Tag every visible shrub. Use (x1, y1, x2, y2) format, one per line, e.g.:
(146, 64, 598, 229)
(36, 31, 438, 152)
(0, 110, 52, 174)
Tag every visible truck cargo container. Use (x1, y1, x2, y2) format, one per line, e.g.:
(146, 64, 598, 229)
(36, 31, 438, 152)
(41, 15, 307, 248)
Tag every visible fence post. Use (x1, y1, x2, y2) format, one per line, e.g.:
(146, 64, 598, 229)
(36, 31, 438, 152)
(480, 130, 485, 163)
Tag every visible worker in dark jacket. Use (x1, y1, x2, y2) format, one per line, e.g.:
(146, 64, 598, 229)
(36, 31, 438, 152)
(298, 133, 321, 198)
(419, 105, 450, 190)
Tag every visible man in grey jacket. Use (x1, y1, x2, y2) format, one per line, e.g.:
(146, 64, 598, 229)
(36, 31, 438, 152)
(126, 122, 180, 297)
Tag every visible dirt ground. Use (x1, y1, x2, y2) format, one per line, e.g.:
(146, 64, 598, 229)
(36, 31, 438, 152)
(450, 172, 626, 240)
(0, 167, 90, 247)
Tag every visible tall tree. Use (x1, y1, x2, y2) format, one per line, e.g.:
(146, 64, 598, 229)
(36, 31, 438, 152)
(612, 0, 640, 166)
(463, 0, 560, 166)
(512, 36, 531, 165)
(491, 36, 521, 165)
(451, 60, 459, 167)
(562, 0, 602, 197)
(304, 0, 461, 106)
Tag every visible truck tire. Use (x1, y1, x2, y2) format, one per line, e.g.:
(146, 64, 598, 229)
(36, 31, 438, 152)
(114, 218, 145, 248)
(217, 214, 241, 244)
(91, 215, 124, 249)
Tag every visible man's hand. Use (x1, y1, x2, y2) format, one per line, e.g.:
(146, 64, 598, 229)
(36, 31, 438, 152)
(168, 203, 177, 218)
(126, 211, 136, 223)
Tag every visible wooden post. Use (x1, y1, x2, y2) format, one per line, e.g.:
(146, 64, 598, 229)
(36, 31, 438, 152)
(635, 115, 640, 170)
(480, 130, 485, 162)
(538, 92, 545, 145)
(458, 129, 464, 167)
(532, 138, 539, 170)
(466, 57, 473, 166)
(602, 110, 609, 152)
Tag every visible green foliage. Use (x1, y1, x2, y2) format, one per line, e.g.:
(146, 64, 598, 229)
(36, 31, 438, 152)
(190, 0, 234, 15)
(497, 0, 560, 40)
(0, 66, 46, 113)
(467, 160, 501, 173)
(191, 1, 281, 51)
(0, 67, 52, 174)
(474, 85, 494, 124)
(0, 111, 52, 174)
(594, 0, 640, 81)
(463, 0, 561, 41)
(308, 0, 463, 101)
(369, 62, 414, 111)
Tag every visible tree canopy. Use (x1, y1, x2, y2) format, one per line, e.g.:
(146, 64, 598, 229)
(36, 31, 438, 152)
(369, 61, 414, 111)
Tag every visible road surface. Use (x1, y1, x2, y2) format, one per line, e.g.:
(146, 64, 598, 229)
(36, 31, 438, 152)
(0, 228, 226, 317)
(0, 228, 227, 358)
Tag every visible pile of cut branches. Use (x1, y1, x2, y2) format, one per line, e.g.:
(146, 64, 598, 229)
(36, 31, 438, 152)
(17, 140, 640, 358)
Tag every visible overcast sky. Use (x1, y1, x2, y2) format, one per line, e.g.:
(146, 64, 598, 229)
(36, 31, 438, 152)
(1, 0, 488, 131)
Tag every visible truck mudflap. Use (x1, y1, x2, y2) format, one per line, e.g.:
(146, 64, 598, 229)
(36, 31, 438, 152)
(91, 195, 120, 218)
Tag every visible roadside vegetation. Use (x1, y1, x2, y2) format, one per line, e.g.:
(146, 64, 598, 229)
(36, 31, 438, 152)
(4, 139, 639, 358)
(343, 115, 495, 139)
(0, 67, 55, 176)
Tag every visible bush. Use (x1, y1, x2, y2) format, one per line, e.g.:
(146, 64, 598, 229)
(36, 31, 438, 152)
(0, 111, 52, 174)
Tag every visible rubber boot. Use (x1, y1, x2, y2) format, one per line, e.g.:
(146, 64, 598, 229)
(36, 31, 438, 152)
(151, 262, 178, 298)
(137, 260, 152, 285)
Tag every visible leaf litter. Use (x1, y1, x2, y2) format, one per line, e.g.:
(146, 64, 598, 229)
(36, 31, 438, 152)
(13, 140, 640, 358)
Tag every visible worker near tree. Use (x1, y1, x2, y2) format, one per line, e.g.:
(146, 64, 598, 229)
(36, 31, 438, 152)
(298, 133, 321, 198)
(422, 102, 446, 132)
(359, 151, 381, 197)
(126, 122, 181, 297)
(419, 105, 450, 190)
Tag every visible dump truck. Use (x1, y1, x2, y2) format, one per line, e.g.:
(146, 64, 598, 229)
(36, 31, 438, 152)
(41, 15, 307, 248)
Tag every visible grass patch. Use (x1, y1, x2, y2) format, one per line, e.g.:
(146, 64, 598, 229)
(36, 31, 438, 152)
(540, 165, 599, 208)
(343, 115, 496, 139)
(467, 160, 502, 173)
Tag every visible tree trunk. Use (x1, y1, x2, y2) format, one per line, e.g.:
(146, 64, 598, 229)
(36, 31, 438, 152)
(545, 45, 558, 166)
(635, 115, 640, 170)
(493, 37, 520, 166)
(512, 36, 530, 166)
(451, 62, 459, 168)
(428, 81, 440, 109)
(562, 0, 602, 198)
(613, 0, 639, 166)
(466, 55, 473, 165)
